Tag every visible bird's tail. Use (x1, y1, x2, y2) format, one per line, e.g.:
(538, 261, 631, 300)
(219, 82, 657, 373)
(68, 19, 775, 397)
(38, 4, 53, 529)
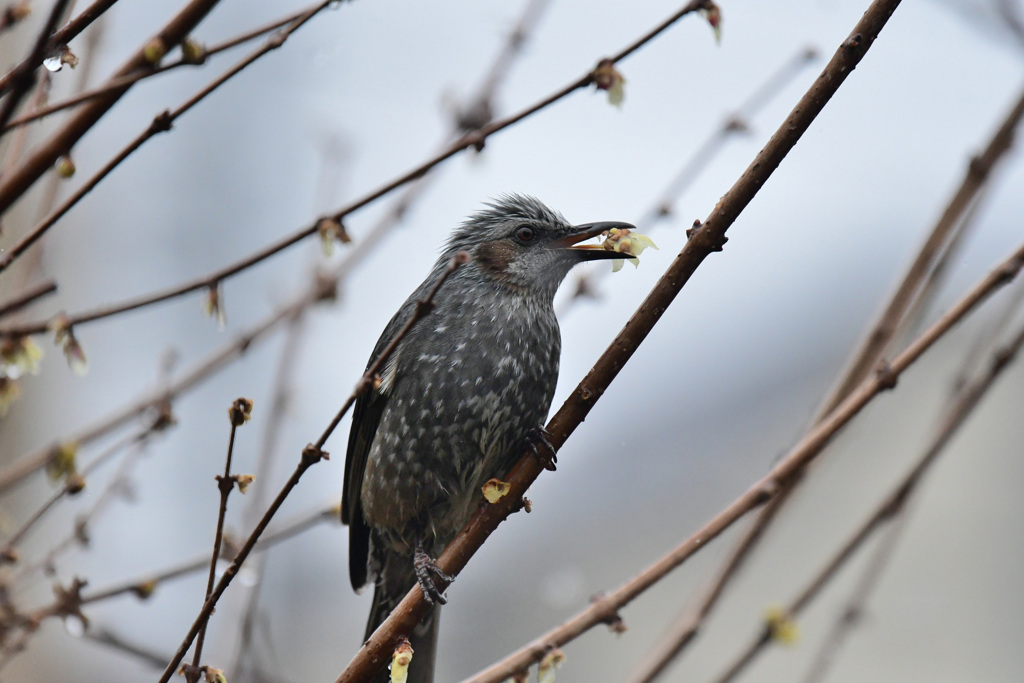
(365, 583, 440, 683)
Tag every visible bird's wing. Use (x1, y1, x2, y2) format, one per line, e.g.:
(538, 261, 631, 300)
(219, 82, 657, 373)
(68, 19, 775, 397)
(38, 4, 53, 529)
(341, 300, 414, 590)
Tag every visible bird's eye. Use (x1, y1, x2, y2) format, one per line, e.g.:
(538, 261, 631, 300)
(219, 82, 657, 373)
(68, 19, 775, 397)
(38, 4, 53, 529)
(515, 225, 535, 242)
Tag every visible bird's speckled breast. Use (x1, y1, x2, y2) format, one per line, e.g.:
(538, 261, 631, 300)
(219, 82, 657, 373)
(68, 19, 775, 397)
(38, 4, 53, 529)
(360, 279, 561, 552)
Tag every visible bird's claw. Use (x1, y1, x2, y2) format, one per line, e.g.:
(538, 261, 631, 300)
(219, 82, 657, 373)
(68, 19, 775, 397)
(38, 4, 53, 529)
(527, 425, 557, 471)
(413, 545, 454, 605)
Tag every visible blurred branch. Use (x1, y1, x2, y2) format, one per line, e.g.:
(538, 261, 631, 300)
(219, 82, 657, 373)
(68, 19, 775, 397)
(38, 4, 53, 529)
(2, 1, 327, 132)
(0, 269, 333, 494)
(626, 75, 1024, 683)
(336, 2, 906, 679)
(465, 234, 1024, 683)
(77, 504, 338, 607)
(0, 0, 224, 216)
(0, 278, 56, 318)
(0, 427, 150, 565)
(83, 624, 169, 670)
(156, 253, 469, 683)
(0, 0, 73, 133)
(0, 0, 338, 276)
(710, 317, 1024, 683)
(0, 0, 715, 338)
(798, 511, 910, 683)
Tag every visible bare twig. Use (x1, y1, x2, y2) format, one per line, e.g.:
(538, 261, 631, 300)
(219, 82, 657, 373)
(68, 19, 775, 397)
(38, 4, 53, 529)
(0, 267, 335, 494)
(0, 0, 337, 276)
(1, 2, 323, 132)
(0, 0, 120, 96)
(78, 504, 338, 607)
(157, 253, 468, 683)
(83, 625, 169, 670)
(627, 76, 1024, 683)
(0, 0, 715, 338)
(231, 311, 305, 677)
(0, 0, 224, 216)
(0, 0, 73, 134)
(336, 2, 906, 679)
(0, 278, 56, 318)
(185, 398, 251, 682)
(0, 428, 148, 565)
(710, 318, 1024, 683)
(565, 44, 818, 315)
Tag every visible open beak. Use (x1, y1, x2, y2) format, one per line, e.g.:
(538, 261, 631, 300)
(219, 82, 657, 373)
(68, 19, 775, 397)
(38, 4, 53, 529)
(554, 221, 636, 261)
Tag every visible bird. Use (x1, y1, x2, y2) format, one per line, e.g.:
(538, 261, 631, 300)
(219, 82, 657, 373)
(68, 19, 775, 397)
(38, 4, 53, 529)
(341, 194, 633, 682)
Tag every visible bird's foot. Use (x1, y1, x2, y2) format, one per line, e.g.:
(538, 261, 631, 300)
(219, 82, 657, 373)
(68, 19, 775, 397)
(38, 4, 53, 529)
(527, 425, 557, 471)
(413, 545, 454, 606)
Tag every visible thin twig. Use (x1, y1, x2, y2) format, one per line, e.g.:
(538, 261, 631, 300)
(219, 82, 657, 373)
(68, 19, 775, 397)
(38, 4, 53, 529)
(0, 0, 73, 134)
(564, 45, 818, 315)
(0, 0, 224, 216)
(336, 3, 905, 679)
(83, 625, 170, 670)
(230, 310, 305, 677)
(0, 0, 336, 276)
(0, 428, 148, 565)
(156, 253, 468, 683)
(0, 0, 119, 96)
(0, 279, 56, 318)
(463, 236, 1024, 683)
(78, 504, 338, 607)
(0, 0, 714, 337)
(1, 1, 324, 132)
(626, 75, 1024, 683)
(187, 399, 249, 682)
(710, 318, 1024, 683)
(0, 267, 335, 494)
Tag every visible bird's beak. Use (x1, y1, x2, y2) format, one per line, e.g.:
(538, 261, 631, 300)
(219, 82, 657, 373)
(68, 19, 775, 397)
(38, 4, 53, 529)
(555, 221, 636, 261)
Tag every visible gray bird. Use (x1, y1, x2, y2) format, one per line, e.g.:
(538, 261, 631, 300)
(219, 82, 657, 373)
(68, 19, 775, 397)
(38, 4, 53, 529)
(342, 195, 633, 682)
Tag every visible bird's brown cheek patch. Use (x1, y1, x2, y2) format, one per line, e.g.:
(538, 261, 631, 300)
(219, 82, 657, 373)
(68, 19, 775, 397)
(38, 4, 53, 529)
(474, 241, 520, 285)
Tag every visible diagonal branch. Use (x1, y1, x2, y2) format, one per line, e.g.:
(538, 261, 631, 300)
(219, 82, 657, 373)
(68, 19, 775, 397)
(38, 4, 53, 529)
(335, 1, 905, 680)
(464, 235, 1024, 683)
(710, 316, 1024, 683)
(627, 75, 1024, 683)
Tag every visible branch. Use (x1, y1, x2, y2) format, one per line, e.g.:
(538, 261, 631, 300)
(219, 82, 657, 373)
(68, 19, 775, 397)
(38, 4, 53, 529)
(1, 2, 322, 132)
(335, 1, 905, 679)
(0, 0, 74, 133)
(156, 252, 468, 683)
(626, 75, 1024, 683)
(185, 398, 251, 682)
(710, 317, 1024, 683)
(0, 0, 715, 338)
(0, 0, 224, 216)
(0, 278, 56, 318)
(0, 0, 337, 275)
(77, 504, 338, 607)
(0, 268, 336, 494)
(0, 0, 120, 96)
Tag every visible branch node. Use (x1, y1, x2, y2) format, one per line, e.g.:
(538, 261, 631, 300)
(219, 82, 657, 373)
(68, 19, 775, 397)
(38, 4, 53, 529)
(302, 443, 328, 465)
(686, 219, 702, 239)
(874, 360, 898, 391)
(151, 110, 174, 133)
(842, 33, 863, 50)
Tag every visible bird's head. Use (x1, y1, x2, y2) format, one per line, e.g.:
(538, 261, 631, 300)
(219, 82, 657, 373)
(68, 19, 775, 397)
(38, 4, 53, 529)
(443, 194, 634, 300)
